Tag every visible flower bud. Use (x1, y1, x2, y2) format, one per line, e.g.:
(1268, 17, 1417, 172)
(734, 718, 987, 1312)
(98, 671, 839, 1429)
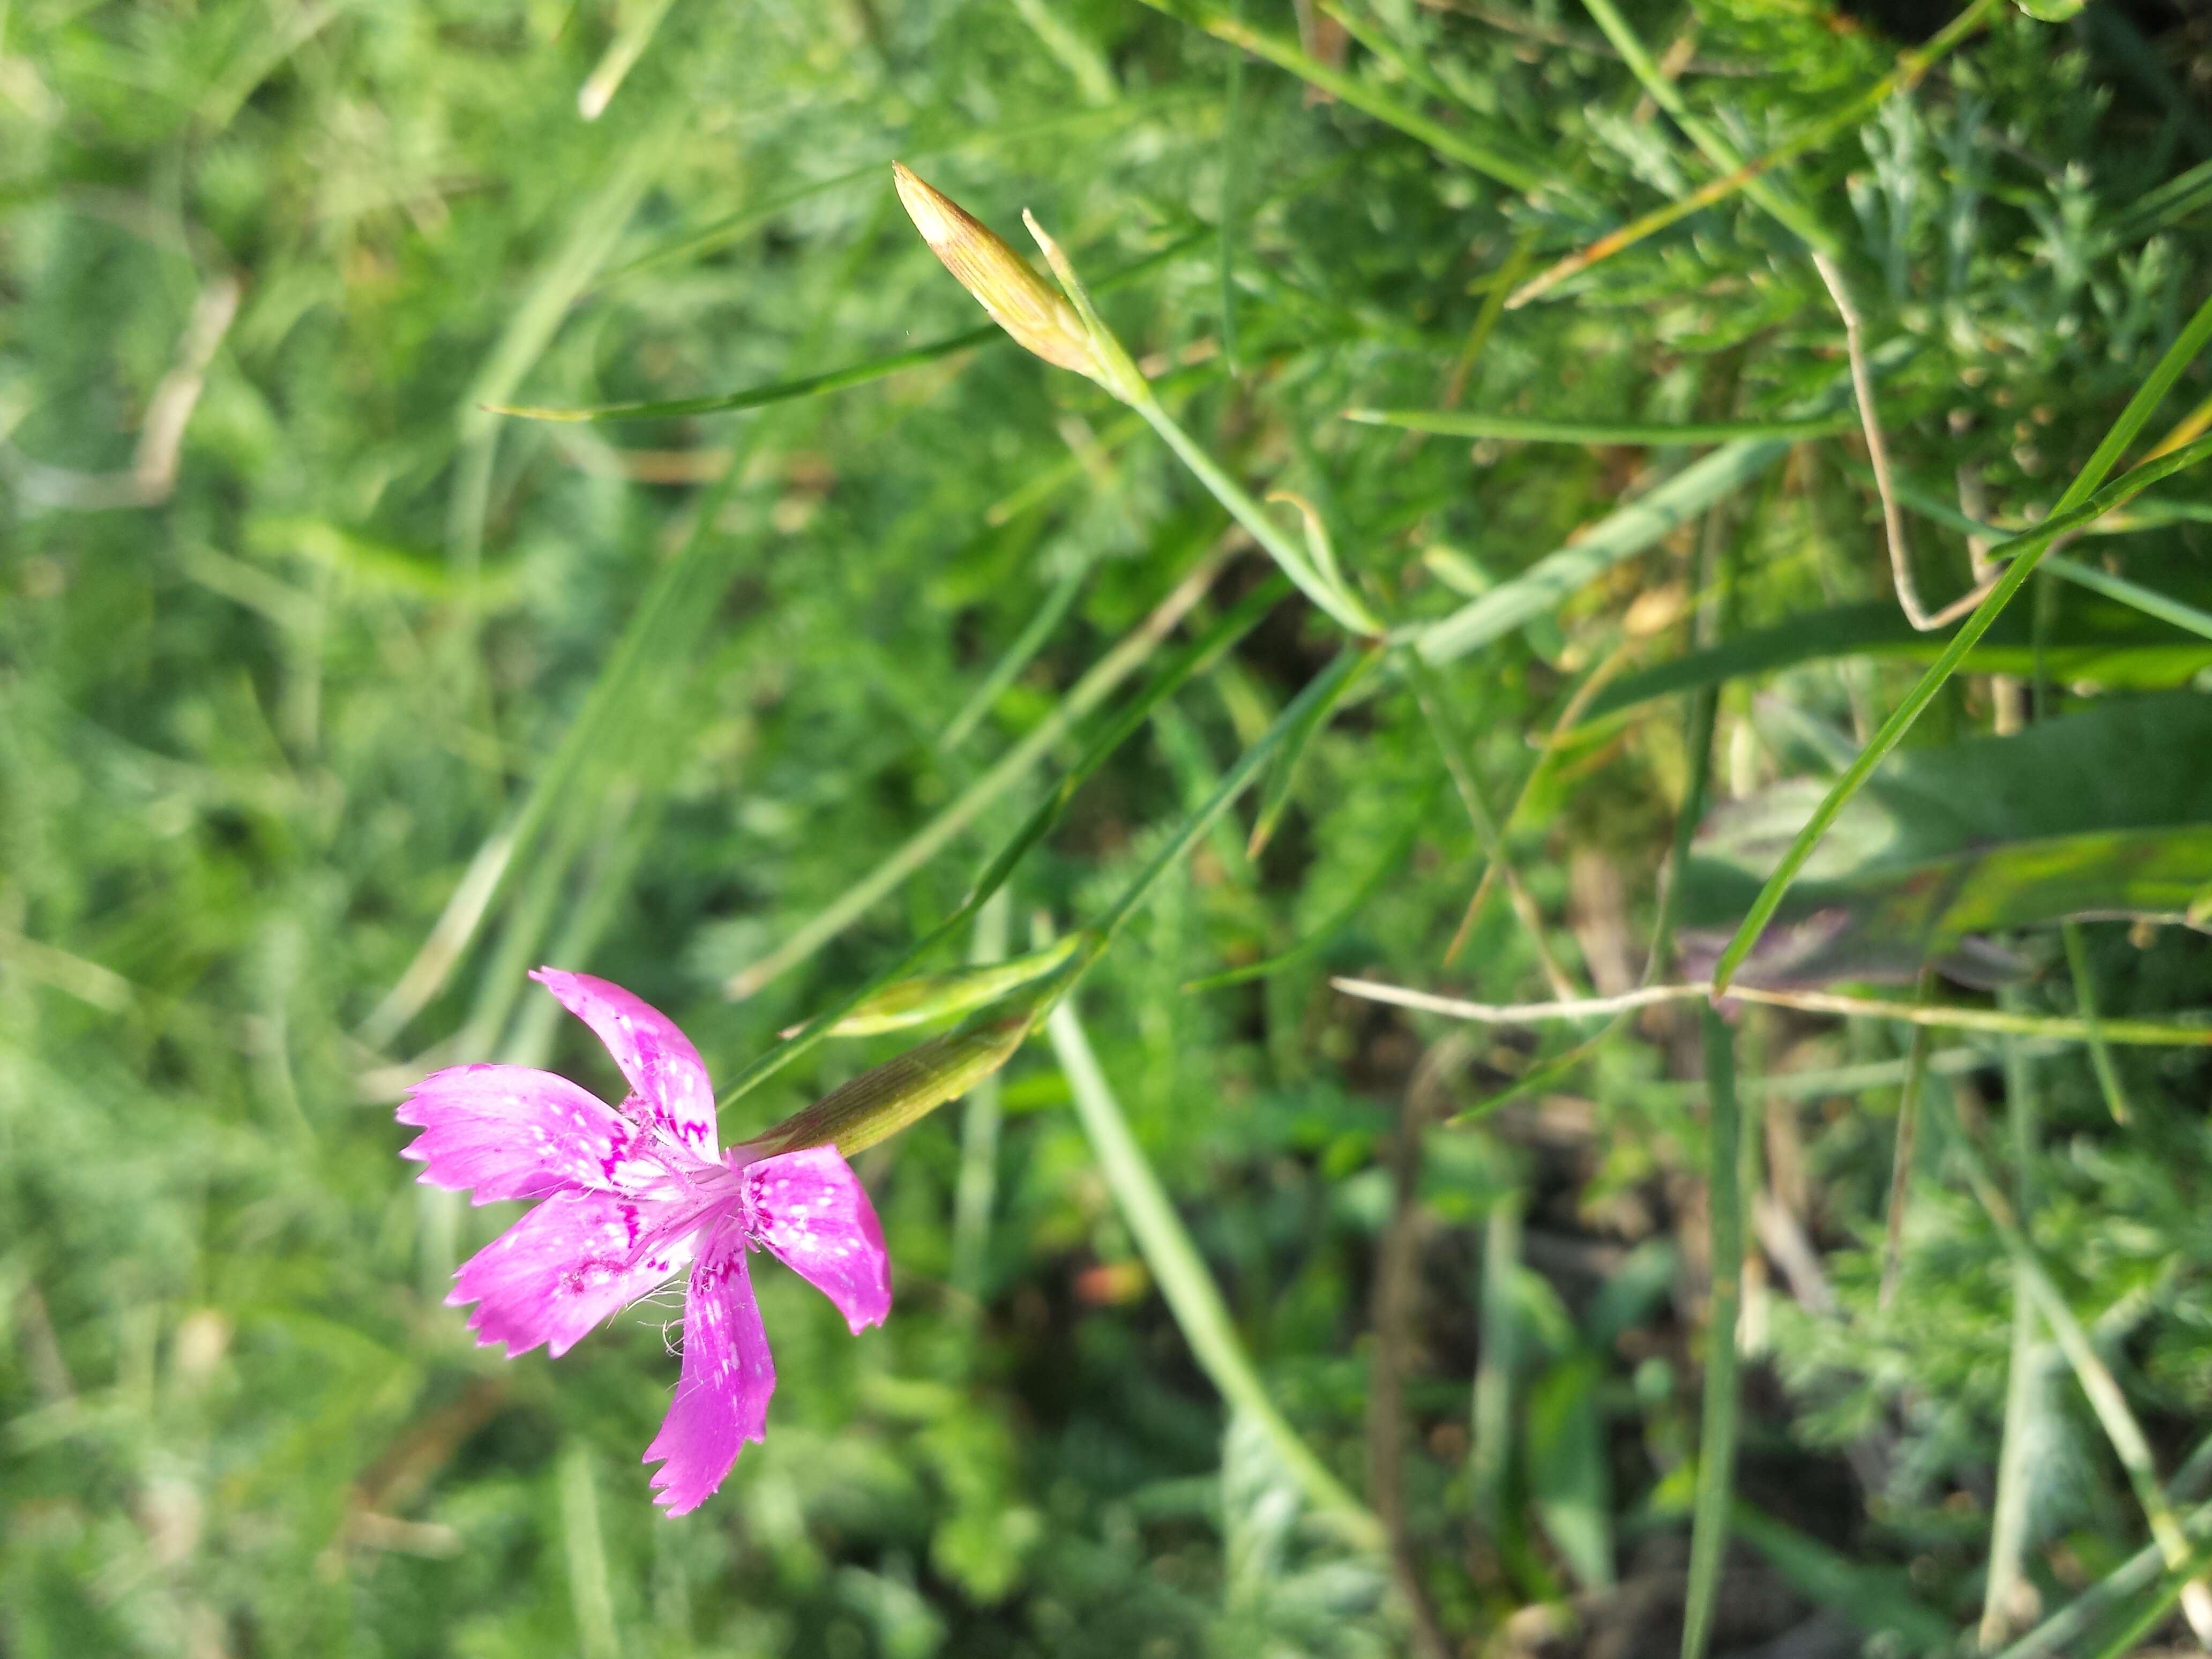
(892, 162, 1103, 383)
(739, 1013, 1034, 1161)
(806, 937, 1083, 1037)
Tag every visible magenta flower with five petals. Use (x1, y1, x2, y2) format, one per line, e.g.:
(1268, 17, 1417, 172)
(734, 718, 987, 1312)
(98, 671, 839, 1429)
(397, 968, 891, 1514)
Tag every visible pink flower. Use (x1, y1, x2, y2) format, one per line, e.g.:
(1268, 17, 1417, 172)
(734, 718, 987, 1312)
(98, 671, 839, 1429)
(396, 968, 891, 1514)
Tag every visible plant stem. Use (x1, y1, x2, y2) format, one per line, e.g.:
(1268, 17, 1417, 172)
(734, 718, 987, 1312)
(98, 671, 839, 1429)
(1681, 1005, 1745, 1659)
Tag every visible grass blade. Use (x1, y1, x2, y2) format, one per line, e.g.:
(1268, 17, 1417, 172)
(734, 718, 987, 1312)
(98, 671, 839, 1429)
(1680, 1005, 1745, 1659)
(1347, 408, 1859, 446)
(2063, 922, 2134, 1125)
(1415, 436, 1794, 664)
(1468, 1187, 1521, 1534)
(1247, 644, 1383, 857)
(950, 891, 1011, 1311)
(1877, 969, 1935, 1311)
(937, 552, 1096, 752)
(500, 233, 1206, 423)
(2042, 552, 2212, 645)
(488, 327, 996, 423)
(1728, 1503, 1953, 1650)
(1047, 994, 1383, 1550)
(1981, 1005, 2054, 1649)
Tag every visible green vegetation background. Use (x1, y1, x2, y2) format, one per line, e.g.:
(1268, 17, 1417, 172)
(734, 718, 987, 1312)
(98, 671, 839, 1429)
(8, 0, 2212, 1654)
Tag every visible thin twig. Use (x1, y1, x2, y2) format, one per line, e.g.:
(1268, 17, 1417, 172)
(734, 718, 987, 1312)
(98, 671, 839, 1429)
(1810, 252, 1994, 633)
(1330, 975, 2212, 1046)
(8, 275, 240, 512)
(1366, 1038, 1463, 1659)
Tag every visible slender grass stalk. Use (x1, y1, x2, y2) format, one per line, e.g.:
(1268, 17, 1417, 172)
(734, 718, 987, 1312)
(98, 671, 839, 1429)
(2063, 923, 2134, 1125)
(558, 1443, 621, 1659)
(2042, 554, 2212, 646)
(452, 128, 670, 562)
(365, 439, 757, 1049)
(1877, 969, 1935, 1311)
(1447, 638, 1643, 965)
(1247, 644, 1385, 856)
(937, 551, 1097, 752)
(1085, 645, 1379, 948)
(576, 0, 678, 120)
(1347, 409, 1860, 445)
(1007, 0, 1119, 103)
(1709, 355, 2212, 992)
(1981, 1003, 2051, 1649)
(1468, 1187, 1521, 1532)
(1440, 227, 1538, 410)
(1218, 4, 1247, 376)
(949, 891, 1011, 1310)
(1046, 996, 1384, 1549)
(1681, 1006, 1745, 1659)
(1132, 387, 1381, 635)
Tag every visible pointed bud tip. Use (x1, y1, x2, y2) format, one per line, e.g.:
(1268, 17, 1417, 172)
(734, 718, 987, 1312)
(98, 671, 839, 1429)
(890, 164, 1102, 382)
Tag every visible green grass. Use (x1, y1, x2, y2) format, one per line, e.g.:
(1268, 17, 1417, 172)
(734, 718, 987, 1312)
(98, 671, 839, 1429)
(9, 2, 2212, 1656)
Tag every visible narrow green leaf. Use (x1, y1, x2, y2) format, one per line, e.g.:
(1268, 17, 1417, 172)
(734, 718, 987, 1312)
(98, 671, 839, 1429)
(1247, 645, 1381, 856)
(1047, 995, 1384, 1550)
(1583, 601, 2212, 724)
(2064, 922, 2134, 1125)
(816, 936, 1082, 1036)
(1681, 1006, 1745, 1659)
(1346, 408, 1859, 446)
(1416, 430, 1818, 664)
(1729, 1503, 1953, 1649)
(498, 233, 1206, 423)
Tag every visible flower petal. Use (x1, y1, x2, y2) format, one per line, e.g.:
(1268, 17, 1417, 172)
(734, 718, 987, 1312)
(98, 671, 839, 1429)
(398, 1064, 670, 1202)
(645, 1219, 774, 1515)
(531, 968, 719, 1162)
(447, 1190, 692, 1359)
(744, 1147, 892, 1335)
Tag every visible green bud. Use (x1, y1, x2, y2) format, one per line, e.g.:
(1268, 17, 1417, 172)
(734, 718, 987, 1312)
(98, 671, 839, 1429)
(807, 936, 1083, 1037)
(892, 163, 1106, 384)
(741, 1013, 1035, 1161)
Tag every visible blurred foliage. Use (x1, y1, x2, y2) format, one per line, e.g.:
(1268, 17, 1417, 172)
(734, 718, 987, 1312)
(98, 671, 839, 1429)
(6, 0, 2212, 1655)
